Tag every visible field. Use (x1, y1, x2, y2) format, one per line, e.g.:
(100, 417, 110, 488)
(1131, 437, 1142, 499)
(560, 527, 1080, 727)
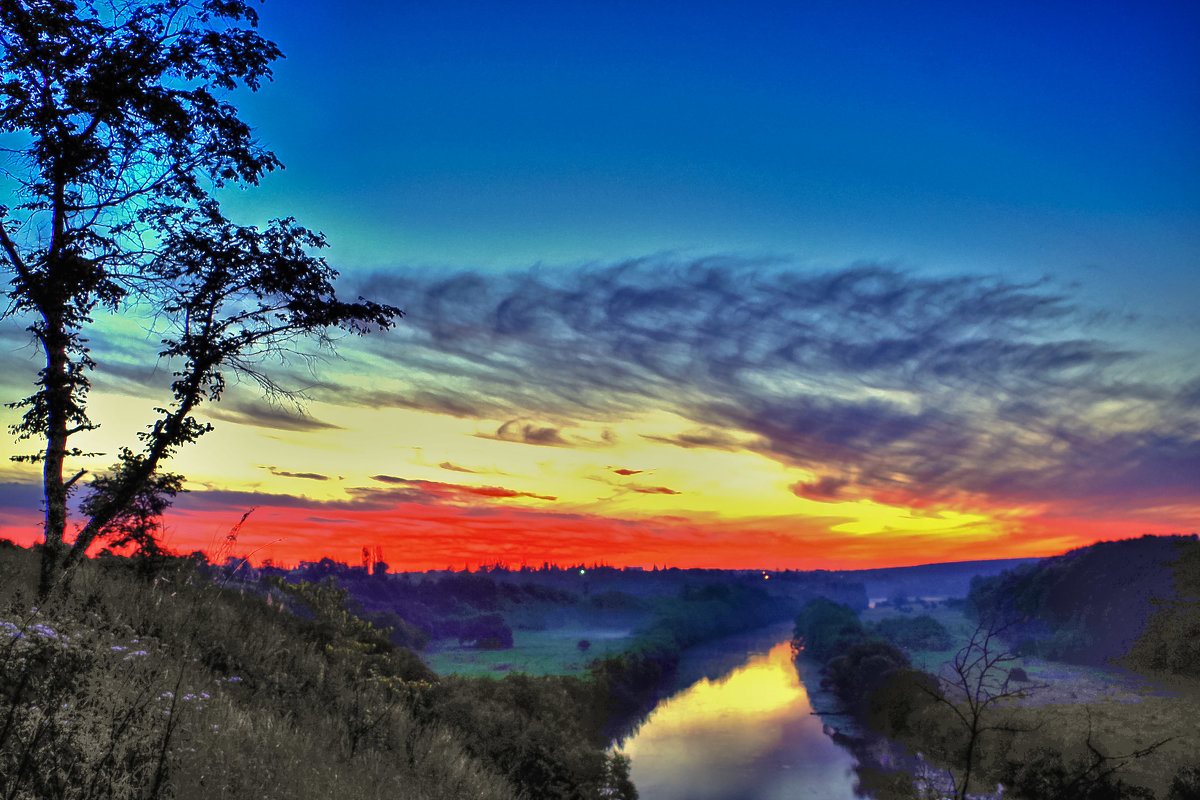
(860, 601, 978, 672)
(421, 627, 635, 677)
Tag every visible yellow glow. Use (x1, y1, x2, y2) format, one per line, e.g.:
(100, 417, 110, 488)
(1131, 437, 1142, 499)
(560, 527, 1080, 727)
(625, 641, 806, 744)
(824, 499, 993, 536)
(622, 638, 864, 798)
(3, 387, 1016, 549)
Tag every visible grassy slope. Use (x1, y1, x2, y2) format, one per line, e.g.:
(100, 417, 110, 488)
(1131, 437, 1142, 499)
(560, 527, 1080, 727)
(0, 544, 632, 800)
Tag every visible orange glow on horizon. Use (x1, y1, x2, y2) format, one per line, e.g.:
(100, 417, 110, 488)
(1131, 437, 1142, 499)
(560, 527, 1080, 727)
(1, 494, 1191, 572)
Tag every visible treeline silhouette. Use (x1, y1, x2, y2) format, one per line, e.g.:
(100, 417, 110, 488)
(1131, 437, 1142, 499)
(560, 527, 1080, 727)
(968, 534, 1200, 673)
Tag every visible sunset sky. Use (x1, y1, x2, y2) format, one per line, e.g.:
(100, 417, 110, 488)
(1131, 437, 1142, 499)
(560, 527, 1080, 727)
(1, 0, 1197, 570)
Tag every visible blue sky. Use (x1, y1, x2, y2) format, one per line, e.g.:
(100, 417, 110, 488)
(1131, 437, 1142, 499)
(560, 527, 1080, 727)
(218, 0, 1199, 326)
(3, 0, 1197, 568)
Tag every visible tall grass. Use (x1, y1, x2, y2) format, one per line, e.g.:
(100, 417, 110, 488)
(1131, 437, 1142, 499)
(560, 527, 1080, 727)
(0, 543, 531, 799)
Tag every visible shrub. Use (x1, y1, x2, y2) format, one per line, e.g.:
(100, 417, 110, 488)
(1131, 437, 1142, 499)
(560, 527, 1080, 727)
(793, 598, 865, 662)
(869, 614, 953, 651)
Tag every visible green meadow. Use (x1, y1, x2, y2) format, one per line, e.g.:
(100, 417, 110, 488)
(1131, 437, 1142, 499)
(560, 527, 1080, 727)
(422, 628, 635, 677)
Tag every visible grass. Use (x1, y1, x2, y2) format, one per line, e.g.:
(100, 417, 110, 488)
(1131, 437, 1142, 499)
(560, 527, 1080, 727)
(0, 544, 636, 800)
(422, 628, 635, 677)
(985, 688, 1200, 798)
(860, 601, 979, 671)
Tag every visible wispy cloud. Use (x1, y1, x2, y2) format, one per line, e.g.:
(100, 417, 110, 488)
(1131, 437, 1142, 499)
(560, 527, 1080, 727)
(369, 475, 556, 502)
(206, 399, 343, 432)
(348, 259, 1198, 514)
(259, 466, 331, 481)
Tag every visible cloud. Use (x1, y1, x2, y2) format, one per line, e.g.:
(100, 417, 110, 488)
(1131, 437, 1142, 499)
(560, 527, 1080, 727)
(791, 476, 851, 500)
(631, 486, 681, 495)
(260, 466, 330, 481)
(313, 386, 502, 419)
(474, 418, 615, 449)
(641, 428, 746, 451)
(609, 467, 644, 476)
(438, 461, 477, 473)
(205, 399, 343, 432)
(345, 259, 1197, 513)
(144, 485, 1181, 572)
(0, 482, 45, 510)
(369, 475, 556, 502)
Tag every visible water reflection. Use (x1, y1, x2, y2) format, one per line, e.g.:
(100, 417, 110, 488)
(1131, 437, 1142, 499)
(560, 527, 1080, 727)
(622, 639, 865, 800)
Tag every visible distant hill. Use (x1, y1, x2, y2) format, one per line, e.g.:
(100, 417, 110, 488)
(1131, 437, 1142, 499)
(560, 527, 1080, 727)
(849, 557, 1039, 602)
(967, 534, 1200, 672)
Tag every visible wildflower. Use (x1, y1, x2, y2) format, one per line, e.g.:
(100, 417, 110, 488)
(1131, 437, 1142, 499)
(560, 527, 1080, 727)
(112, 645, 127, 651)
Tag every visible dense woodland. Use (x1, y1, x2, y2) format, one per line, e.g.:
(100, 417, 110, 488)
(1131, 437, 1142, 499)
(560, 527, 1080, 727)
(967, 535, 1200, 676)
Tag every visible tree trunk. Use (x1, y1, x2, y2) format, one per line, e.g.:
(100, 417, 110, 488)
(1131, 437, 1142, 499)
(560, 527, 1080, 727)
(37, 317, 71, 599)
(959, 725, 979, 800)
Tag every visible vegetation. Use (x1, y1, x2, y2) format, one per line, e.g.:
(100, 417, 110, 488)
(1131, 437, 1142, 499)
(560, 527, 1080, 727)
(0, 542, 637, 800)
(792, 597, 914, 719)
(1127, 538, 1200, 677)
(868, 614, 953, 651)
(795, 547, 1200, 800)
(792, 596, 865, 662)
(968, 535, 1198, 667)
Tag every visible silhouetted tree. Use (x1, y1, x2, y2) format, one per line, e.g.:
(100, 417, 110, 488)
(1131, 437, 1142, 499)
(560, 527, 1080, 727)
(920, 619, 1047, 800)
(0, 0, 402, 594)
(80, 449, 184, 558)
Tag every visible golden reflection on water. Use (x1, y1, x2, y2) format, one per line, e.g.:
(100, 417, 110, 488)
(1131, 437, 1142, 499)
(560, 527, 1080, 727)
(622, 640, 863, 800)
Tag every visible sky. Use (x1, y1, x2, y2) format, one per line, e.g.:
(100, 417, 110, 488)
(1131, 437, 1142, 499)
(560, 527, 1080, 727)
(1, 0, 1198, 570)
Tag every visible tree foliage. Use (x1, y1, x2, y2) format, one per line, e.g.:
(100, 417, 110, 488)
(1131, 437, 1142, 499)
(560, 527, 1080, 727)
(80, 448, 184, 557)
(1127, 538, 1200, 677)
(0, 0, 402, 592)
(968, 536, 1192, 666)
(821, 637, 911, 716)
(792, 596, 865, 663)
(869, 614, 953, 651)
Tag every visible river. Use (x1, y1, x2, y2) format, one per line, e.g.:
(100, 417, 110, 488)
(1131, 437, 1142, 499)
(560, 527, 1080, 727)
(618, 623, 869, 800)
